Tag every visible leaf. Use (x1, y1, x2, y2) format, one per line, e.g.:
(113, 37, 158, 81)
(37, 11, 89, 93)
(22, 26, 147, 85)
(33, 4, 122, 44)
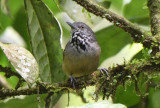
(66, 100, 127, 108)
(0, 94, 47, 108)
(150, 90, 160, 108)
(101, 1, 111, 9)
(24, 0, 65, 83)
(95, 25, 132, 64)
(24, 1, 65, 107)
(123, 0, 149, 25)
(115, 83, 140, 107)
(108, 0, 123, 14)
(0, 47, 9, 66)
(12, 6, 30, 49)
(0, 42, 39, 85)
(100, 43, 143, 68)
(0, 0, 23, 32)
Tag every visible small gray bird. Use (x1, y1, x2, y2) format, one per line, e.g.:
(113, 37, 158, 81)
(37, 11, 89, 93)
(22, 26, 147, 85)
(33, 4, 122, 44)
(63, 22, 107, 85)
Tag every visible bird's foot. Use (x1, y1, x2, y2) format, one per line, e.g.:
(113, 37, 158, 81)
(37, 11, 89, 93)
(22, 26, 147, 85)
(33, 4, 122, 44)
(97, 68, 108, 76)
(69, 75, 77, 88)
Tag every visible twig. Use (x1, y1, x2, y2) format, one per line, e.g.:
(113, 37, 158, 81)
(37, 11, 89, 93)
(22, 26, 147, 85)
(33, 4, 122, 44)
(0, 65, 21, 78)
(45, 92, 53, 108)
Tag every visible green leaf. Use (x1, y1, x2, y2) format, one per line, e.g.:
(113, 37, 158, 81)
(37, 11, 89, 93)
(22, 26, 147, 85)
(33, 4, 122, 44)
(109, 0, 123, 13)
(12, 6, 31, 50)
(95, 25, 132, 64)
(0, 42, 39, 85)
(0, 48, 9, 67)
(115, 82, 140, 107)
(123, 0, 149, 25)
(0, 0, 23, 32)
(137, 73, 149, 95)
(100, 43, 143, 68)
(152, 91, 160, 108)
(149, 89, 160, 108)
(101, 1, 111, 9)
(0, 94, 46, 108)
(42, 0, 60, 14)
(24, 0, 66, 83)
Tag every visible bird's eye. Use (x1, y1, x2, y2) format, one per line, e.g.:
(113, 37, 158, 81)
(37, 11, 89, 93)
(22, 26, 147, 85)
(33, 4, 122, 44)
(81, 26, 84, 29)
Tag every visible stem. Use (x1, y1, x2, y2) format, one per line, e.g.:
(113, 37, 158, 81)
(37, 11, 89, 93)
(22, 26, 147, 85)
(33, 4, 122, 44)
(0, 65, 21, 78)
(148, 0, 160, 36)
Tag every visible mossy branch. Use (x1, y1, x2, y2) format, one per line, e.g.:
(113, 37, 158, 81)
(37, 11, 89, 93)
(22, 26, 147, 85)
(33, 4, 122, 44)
(1, 56, 160, 100)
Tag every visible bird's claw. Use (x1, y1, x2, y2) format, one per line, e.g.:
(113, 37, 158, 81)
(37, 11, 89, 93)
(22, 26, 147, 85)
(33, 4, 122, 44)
(98, 68, 108, 76)
(69, 75, 77, 88)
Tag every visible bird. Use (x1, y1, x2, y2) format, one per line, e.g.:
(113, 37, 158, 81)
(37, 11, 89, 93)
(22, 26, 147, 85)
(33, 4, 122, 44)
(63, 22, 107, 86)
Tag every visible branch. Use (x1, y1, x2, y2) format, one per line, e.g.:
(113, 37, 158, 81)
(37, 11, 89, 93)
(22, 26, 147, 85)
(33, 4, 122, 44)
(1, 57, 160, 99)
(72, 0, 150, 42)
(144, 0, 160, 55)
(0, 65, 21, 78)
(148, 0, 160, 36)
(0, 77, 95, 99)
(0, 87, 43, 99)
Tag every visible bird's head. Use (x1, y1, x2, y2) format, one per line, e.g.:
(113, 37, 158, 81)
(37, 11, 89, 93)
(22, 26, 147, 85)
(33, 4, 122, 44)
(66, 22, 96, 40)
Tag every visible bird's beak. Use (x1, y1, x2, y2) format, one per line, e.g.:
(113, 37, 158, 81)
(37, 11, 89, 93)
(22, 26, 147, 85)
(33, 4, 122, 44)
(66, 22, 77, 29)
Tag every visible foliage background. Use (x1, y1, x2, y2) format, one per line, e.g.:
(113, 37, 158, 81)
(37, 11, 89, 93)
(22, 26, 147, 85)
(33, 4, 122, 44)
(0, 0, 160, 108)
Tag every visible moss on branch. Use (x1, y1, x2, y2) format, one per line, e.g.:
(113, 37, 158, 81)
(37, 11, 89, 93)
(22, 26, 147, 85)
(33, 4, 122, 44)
(1, 56, 160, 100)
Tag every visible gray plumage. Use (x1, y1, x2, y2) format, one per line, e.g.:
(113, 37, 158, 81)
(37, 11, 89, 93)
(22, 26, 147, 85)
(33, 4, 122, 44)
(63, 22, 101, 77)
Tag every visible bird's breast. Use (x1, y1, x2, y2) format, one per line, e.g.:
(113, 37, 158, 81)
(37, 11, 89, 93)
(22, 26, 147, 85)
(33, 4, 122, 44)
(63, 41, 101, 77)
